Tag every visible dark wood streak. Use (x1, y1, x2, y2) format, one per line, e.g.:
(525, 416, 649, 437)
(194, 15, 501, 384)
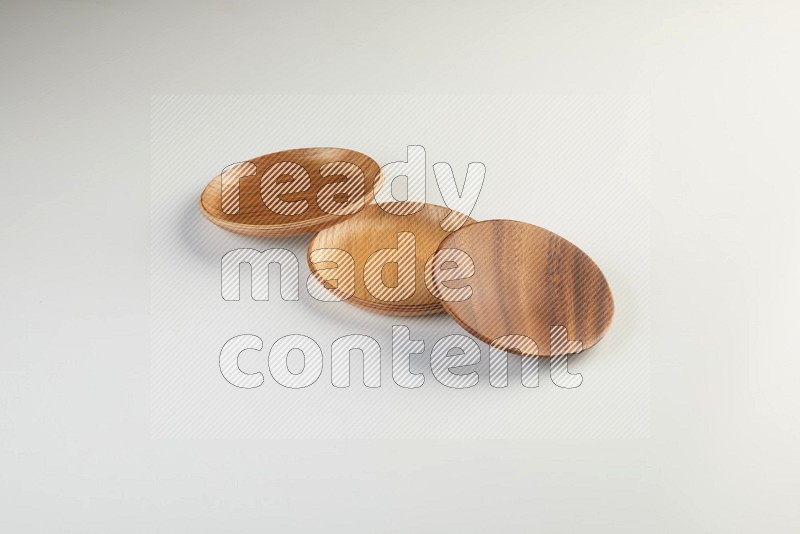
(568, 239, 584, 352)
(493, 220, 516, 340)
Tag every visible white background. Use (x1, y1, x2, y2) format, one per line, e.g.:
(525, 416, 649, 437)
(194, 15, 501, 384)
(2, 1, 799, 532)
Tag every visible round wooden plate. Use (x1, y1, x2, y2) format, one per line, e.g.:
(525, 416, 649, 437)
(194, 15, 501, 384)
(307, 202, 476, 316)
(199, 147, 383, 237)
(434, 220, 613, 356)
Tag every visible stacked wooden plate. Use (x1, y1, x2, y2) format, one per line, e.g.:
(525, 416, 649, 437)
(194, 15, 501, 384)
(307, 202, 475, 316)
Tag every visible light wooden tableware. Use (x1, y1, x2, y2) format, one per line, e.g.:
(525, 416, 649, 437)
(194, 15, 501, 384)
(307, 202, 476, 316)
(199, 147, 383, 237)
(434, 220, 614, 356)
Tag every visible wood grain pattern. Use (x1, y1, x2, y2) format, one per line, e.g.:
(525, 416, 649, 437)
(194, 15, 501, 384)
(435, 220, 614, 356)
(199, 147, 383, 237)
(307, 202, 475, 316)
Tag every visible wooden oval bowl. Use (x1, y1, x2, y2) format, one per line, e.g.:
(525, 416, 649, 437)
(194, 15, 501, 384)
(199, 147, 383, 237)
(435, 220, 614, 356)
(307, 202, 476, 316)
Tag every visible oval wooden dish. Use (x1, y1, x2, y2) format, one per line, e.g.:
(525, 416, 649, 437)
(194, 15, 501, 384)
(307, 202, 476, 316)
(434, 220, 614, 356)
(199, 147, 383, 237)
